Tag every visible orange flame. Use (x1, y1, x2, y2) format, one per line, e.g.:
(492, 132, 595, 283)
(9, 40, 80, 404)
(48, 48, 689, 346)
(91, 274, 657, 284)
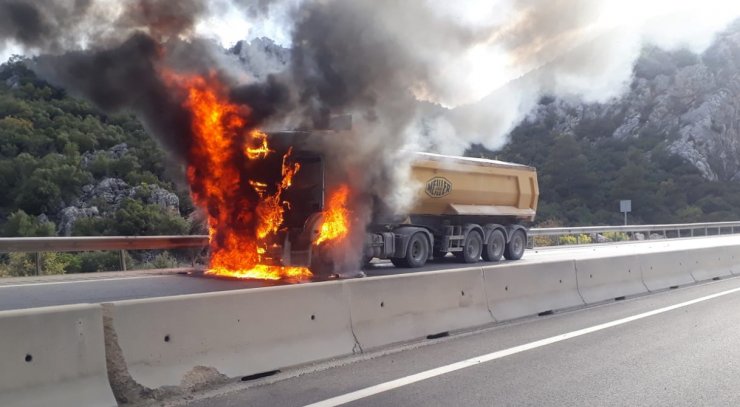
(168, 71, 312, 281)
(315, 184, 351, 245)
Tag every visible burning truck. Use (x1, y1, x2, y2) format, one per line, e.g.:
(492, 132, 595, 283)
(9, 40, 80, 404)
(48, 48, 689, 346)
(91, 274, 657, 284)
(229, 131, 539, 281)
(167, 73, 539, 281)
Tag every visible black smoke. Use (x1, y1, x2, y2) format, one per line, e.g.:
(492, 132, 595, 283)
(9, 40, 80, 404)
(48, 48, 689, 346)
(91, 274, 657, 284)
(32, 33, 196, 160)
(0, 0, 92, 51)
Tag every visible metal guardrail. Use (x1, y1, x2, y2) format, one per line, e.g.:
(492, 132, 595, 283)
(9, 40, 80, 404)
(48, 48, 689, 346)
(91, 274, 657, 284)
(2, 221, 740, 274)
(0, 235, 208, 275)
(0, 235, 208, 253)
(528, 221, 740, 247)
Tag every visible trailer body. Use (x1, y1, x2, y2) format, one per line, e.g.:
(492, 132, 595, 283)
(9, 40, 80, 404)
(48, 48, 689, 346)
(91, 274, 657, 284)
(361, 153, 538, 268)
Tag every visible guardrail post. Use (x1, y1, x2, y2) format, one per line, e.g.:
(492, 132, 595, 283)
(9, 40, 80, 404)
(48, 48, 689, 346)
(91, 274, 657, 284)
(35, 252, 41, 276)
(119, 250, 127, 272)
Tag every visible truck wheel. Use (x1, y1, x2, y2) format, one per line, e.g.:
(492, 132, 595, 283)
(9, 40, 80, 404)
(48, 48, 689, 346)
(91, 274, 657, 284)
(504, 229, 526, 260)
(482, 229, 505, 262)
(455, 230, 482, 263)
(391, 233, 429, 268)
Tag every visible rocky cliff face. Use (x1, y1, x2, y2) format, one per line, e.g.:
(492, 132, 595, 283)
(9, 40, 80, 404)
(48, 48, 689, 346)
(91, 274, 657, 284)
(525, 22, 740, 182)
(58, 178, 180, 235)
(58, 143, 180, 236)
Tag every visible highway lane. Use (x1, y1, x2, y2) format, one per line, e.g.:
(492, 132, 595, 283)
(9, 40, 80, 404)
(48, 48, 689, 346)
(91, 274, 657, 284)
(1, 234, 739, 311)
(0, 271, 276, 311)
(180, 271, 740, 407)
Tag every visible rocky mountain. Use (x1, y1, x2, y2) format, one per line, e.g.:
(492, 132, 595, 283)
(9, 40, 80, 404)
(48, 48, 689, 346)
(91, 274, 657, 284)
(523, 21, 740, 182)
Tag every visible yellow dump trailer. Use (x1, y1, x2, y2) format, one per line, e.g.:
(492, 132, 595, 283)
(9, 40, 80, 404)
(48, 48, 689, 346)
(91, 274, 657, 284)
(360, 153, 539, 268)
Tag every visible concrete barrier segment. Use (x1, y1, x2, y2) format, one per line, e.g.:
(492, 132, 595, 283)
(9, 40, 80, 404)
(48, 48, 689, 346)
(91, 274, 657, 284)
(105, 281, 356, 389)
(483, 260, 584, 320)
(346, 267, 491, 350)
(575, 255, 648, 304)
(686, 245, 740, 281)
(0, 304, 116, 407)
(640, 250, 696, 291)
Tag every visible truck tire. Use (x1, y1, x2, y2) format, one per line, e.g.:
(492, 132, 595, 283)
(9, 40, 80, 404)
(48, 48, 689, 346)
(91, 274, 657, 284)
(391, 232, 429, 268)
(482, 229, 505, 262)
(504, 229, 526, 260)
(455, 230, 482, 263)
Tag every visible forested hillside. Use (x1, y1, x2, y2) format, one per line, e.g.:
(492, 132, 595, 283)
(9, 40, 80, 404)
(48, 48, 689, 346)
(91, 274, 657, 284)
(0, 60, 194, 274)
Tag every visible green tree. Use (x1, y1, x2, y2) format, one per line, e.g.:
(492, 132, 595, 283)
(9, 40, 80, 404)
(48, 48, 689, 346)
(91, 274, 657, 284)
(2, 210, 55, 237)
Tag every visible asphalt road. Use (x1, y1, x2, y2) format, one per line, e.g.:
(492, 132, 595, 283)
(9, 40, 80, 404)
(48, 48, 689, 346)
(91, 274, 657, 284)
(180, 269, 740, 407)
(1, 235, 739, 311)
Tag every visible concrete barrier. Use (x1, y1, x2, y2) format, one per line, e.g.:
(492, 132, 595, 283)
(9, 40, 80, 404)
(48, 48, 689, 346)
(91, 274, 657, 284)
(687, 245, 739, 281)
(0, 304, 116, 407)
(575, 255, 648, 304)
(641, 250, 696, 291)
(346, 267, 491, 350)
(484, 260, 584, 320)
(106, 282, 356, 389)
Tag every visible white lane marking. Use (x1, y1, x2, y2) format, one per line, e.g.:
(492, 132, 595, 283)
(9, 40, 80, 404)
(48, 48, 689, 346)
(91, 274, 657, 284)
(0, 274, 174, 288)
(305, 284, 740, 407)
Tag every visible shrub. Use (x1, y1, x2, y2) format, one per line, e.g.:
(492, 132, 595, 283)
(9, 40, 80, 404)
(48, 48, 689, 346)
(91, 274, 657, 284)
(0, 252, 73, 276)
(602, 231, 630, 242)
(558, 234, 592, 245)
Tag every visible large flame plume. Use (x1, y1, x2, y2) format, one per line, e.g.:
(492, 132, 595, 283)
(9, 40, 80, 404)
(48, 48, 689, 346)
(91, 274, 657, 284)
(315, 185, 351, 246)
(166, 71, 312, 281)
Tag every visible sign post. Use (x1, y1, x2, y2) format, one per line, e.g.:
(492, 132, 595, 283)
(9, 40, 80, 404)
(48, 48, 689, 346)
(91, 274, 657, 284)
(620, 200, 632, 225)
